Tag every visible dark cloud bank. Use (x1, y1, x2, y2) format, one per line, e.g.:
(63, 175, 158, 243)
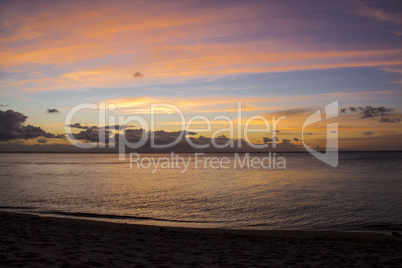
(341, 106, 400, 122)
(67, 123, 301, 153)
(0, 109, 64, 141)
(1, 109, 302, 152)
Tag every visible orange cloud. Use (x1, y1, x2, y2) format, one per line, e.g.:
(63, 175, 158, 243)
(1, 1, 402, 93)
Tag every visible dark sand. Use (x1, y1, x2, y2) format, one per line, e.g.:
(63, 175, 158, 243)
(1, 211, 401, 267)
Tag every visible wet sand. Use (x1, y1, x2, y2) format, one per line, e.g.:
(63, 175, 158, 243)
(1, 211, 401, 267)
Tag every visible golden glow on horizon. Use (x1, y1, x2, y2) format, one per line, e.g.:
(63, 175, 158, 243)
(0, 1, 401, 150)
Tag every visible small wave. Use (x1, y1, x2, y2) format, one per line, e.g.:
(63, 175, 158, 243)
(357, 223, 402, 231)
(0, 206, 38, 210)
(38, 211, 224, 224)
(247, 223, 274, 227)
(318, 222, 402, 231)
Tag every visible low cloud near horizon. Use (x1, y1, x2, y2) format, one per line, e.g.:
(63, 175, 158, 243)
(0, 109, 64, 141)
(46, 108, 59, 114)
(340, 106, 394, 119)
(66, 122, 300, 152)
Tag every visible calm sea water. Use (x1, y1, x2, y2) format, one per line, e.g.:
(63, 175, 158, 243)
(0, 152, 401, 232)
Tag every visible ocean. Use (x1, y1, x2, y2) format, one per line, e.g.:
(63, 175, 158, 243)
(0, 152, 401, 232)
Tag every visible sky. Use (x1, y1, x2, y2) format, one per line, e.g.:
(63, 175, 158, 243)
(0, 0, 401, 151)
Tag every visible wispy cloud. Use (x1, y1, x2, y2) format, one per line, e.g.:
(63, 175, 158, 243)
(379, 117, 401, 123)
(1, 1, 402, 93)
(340, 106, 394, 119)
(355, 2, 402, 24)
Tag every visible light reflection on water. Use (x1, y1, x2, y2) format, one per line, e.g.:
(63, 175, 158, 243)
(0, 152, 401, 231)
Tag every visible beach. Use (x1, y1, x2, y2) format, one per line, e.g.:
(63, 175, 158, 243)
(2, 0, 402, 266)
(1, 211, 401, 267)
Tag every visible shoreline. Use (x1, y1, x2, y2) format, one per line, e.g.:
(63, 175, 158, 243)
(1, 211, 401, 267)
(1, 209, 399, 237)
(0, 210, 398, 240)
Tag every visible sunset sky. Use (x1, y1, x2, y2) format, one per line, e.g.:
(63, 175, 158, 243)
(0, 0, 401, 151)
